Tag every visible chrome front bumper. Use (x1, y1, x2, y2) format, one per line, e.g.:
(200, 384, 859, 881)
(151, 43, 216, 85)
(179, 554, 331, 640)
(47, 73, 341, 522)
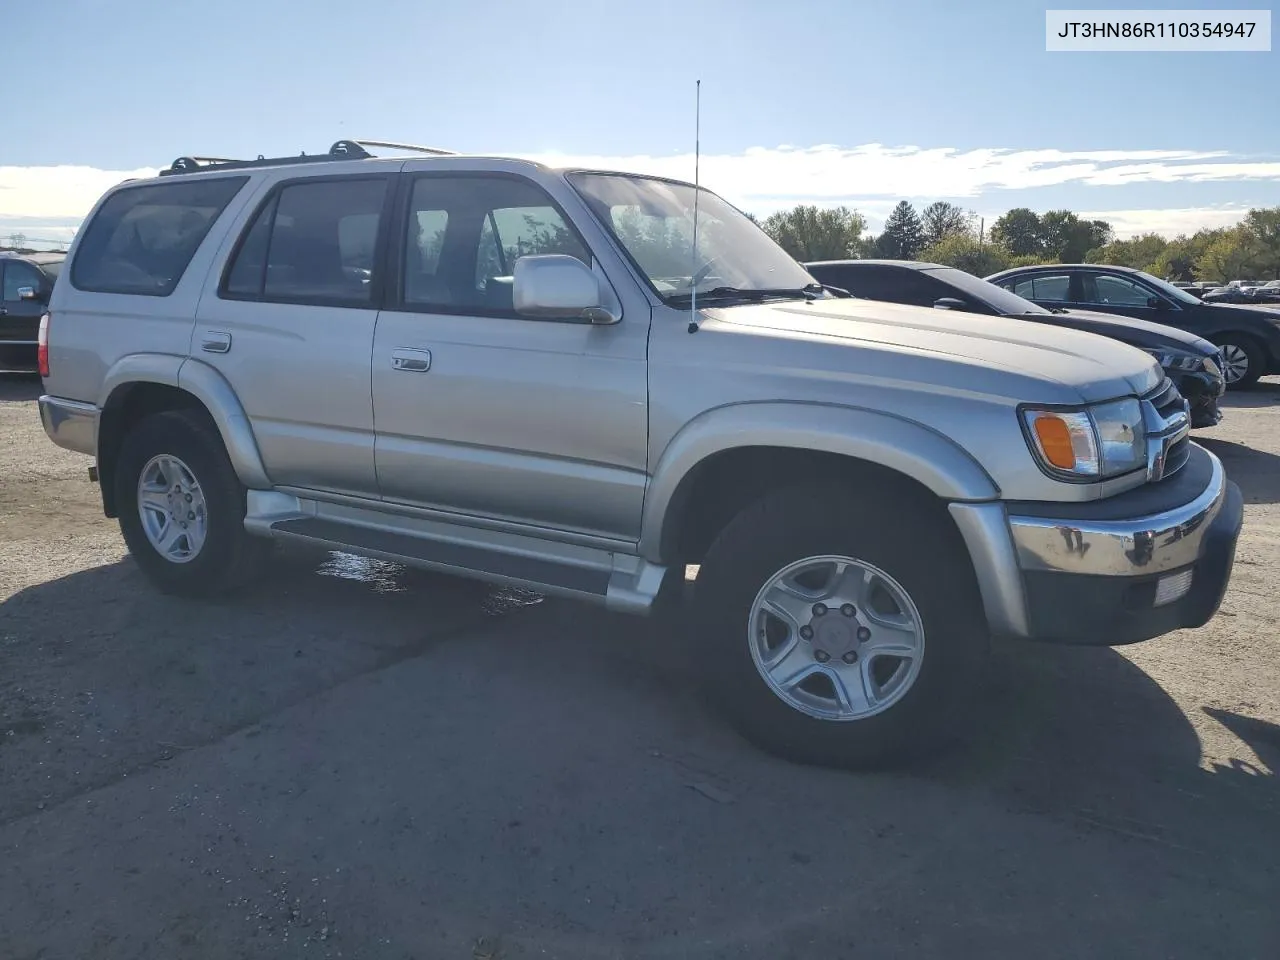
(39, 395, 98, 457)
(953, 445, 1242, 645)
(1007, 450, 1227, 578)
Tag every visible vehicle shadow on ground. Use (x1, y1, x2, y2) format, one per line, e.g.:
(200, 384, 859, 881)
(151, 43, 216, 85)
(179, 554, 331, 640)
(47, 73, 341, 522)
(1222, 379, 1280, 406)
(1, 558, 1277, 957)
(1194, 436, 1280, 504)
(0, 546, 534, 821)
(0, 374, 41, 402)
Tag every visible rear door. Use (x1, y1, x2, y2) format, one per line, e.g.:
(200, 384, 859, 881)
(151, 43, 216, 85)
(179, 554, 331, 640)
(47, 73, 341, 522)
(1000, 270, 1074, 310)
(194, 172, 393, 497)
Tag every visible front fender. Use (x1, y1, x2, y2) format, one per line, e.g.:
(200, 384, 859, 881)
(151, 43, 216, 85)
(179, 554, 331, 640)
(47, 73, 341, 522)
(640, 401, 999, 561)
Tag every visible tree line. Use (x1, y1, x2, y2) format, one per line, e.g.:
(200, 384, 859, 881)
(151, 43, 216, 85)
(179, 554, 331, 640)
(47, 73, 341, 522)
(755, 201, 1280, 282)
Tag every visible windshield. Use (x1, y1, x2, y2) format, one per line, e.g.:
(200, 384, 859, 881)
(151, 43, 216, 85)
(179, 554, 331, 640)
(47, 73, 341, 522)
(567, 172, 819, 303)
(1135, 270, 1202, 305)
(926, 266, 1052, 316)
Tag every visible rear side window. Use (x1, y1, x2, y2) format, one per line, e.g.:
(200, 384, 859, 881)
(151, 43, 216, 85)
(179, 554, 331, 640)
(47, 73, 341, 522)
(221, 177, 388, 306)
(1013, 273, 1070, 301)
(71, 177, 247, 296)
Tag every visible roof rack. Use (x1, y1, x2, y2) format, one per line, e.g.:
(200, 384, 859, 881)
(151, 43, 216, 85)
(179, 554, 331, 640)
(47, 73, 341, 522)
(160, 138, 458, 176)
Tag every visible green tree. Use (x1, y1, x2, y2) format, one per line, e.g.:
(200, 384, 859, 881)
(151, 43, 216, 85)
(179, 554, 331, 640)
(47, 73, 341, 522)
(1039, 210, 1111, 262)
(878, 201, 926, 259)
(918, 234, 1011, 276)
(990, 208, 1043, 257)
(1242, 207, 1280, 276)
(760, 205, 867, 261)
(1196, 227, 1263, 283)
(919, 202, 974, 248)
(1085, 233, 1169, 273)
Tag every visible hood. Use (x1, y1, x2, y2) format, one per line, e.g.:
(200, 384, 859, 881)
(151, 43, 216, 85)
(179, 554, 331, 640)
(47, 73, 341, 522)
(712, 297, 1163, 403)
(1208, 301, 1280, 321)
(1023, 308, 1217, 354)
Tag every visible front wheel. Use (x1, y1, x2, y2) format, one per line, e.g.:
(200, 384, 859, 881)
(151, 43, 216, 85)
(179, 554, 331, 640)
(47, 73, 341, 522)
(115, 409, 268, 597)
(1214, 334, 1265, 389)
(692, 482, 988, 769)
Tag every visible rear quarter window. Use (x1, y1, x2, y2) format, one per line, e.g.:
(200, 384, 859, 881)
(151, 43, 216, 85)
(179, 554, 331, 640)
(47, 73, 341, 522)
(71, 176, 248, 296)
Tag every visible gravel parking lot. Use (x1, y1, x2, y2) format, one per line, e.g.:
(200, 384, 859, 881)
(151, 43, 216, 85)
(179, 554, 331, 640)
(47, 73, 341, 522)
(1, 375, 1278, 959)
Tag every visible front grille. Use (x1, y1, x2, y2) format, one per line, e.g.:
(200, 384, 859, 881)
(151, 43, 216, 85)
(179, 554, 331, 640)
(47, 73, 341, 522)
(1142, 377, 1191, 482)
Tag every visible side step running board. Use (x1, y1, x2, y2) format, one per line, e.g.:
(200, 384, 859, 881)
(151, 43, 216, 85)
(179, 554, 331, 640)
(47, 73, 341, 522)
(245, 490, 669, 615)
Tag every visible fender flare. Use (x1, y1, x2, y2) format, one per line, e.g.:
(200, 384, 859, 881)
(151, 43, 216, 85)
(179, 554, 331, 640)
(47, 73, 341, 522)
(640, 401, 999, 562)
(97, 354, 271, 489)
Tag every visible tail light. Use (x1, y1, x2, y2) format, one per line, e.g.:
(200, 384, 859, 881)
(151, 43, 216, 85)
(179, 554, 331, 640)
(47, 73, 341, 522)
(37, 312, 50, 378)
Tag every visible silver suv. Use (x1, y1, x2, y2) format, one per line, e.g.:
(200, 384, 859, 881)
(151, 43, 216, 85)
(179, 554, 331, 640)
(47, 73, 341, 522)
(38, 139, 1243, 768)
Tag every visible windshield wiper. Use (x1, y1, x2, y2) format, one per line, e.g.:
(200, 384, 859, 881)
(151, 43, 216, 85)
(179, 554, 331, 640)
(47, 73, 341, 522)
(667, 283, 823, 306)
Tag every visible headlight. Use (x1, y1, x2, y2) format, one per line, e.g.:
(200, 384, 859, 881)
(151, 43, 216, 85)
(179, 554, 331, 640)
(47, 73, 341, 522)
(1022, 397, 1146, 481)
(1145, 348, 1207, 372)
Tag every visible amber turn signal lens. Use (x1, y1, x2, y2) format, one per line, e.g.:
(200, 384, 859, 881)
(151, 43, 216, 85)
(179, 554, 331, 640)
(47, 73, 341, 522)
(1032, 415, 1076, 469)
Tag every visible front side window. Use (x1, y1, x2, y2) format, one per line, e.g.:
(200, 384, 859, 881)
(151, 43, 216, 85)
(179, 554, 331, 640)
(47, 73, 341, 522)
(1088, 274, 1152, 307)
(72, 176, 247, 296)
(2, 261, 44, 301)
(401, 176, 589, 314)
(223, 177, 388, 305)
(568, 173, 818, 304)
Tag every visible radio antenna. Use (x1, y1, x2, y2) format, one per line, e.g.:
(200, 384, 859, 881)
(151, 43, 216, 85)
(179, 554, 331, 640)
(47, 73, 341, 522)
(688, 79, 702, 334)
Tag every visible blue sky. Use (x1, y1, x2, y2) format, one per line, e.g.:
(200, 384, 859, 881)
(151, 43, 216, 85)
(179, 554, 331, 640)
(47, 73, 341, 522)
(3, 0, 1278, 245)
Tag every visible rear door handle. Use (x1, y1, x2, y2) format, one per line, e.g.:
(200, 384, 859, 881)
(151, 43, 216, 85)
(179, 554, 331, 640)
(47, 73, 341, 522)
(201, 331, 232, 353)
(391, 348, 432, 372)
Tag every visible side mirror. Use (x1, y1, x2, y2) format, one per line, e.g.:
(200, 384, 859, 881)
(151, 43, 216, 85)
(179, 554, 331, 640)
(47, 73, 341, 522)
(16, 286, 40, 302)
(513, 255, 618, 324)
(933, 297, 968, 311)
(1147, 296, 1169, 310)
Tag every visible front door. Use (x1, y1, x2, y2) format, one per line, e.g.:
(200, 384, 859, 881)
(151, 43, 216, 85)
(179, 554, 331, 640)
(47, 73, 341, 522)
(371, 171, 650, 540)
(1073, 272, 1183, 327)
(0, 259, 49, 369)
(194, 173, 392, 497)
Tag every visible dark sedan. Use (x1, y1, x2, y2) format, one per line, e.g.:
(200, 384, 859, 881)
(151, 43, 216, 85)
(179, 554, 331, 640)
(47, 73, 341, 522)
(0, 252, 63, 373)
(985, 263, 1280, 388)
(805, 259, 1226, 428)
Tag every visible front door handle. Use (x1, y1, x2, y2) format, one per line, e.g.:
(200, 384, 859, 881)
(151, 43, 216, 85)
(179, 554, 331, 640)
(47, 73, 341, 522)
(201, 331, 232, 354)
(391, 348, 432, 372)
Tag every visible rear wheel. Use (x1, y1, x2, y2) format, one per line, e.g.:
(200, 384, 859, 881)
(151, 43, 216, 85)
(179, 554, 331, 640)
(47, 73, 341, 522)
(115, 409, 268, 596)
(1214, 334, 1264, 389)
(692, 482, 987, 769)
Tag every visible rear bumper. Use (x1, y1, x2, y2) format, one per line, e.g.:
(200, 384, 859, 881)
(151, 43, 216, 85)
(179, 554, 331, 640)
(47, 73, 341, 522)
(953, 444, 1242, 645)
(0, 341, 38, 374)
(39, 395, 98, 456)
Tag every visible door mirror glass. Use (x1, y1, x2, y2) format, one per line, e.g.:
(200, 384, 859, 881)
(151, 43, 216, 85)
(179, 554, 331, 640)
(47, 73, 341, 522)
(1147, 296, 1168, 310)
(16, 286, 39, 302)
(933, 297, 968, 311)
(513, 255, 617, 324)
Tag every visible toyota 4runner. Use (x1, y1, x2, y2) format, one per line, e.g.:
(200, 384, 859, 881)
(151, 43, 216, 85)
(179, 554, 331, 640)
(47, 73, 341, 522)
(38, 139, 1243, 768)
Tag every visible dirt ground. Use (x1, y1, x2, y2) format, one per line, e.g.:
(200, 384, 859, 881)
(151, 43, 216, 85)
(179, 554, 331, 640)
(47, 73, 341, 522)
(1, 374, 1277, 960)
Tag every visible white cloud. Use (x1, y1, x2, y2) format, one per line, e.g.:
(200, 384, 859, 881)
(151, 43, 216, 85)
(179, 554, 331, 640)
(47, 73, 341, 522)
(517, 144, 1280, 212)
(1075, 205, 1258, 239)
(3, 144, 1278, 246)
(0, 164, 157, 218)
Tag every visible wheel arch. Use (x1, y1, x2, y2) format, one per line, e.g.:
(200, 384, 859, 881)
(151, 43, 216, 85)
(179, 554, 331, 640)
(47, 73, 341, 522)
(96, 356, 269, 516)
(642, 402, 1000, 565)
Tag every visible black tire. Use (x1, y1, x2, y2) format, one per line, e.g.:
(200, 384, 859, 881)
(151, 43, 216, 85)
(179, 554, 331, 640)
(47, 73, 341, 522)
(1214, 334, 1265, 390)
(115, 409, 268, 597)
(692, 481, 988, 770)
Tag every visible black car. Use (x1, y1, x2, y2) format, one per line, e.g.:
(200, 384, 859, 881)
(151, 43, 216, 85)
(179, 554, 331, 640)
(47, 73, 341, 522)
(985, 263, 1280, 388)
(0, 252, 63, 373)
(805, 259, 1226, 428)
